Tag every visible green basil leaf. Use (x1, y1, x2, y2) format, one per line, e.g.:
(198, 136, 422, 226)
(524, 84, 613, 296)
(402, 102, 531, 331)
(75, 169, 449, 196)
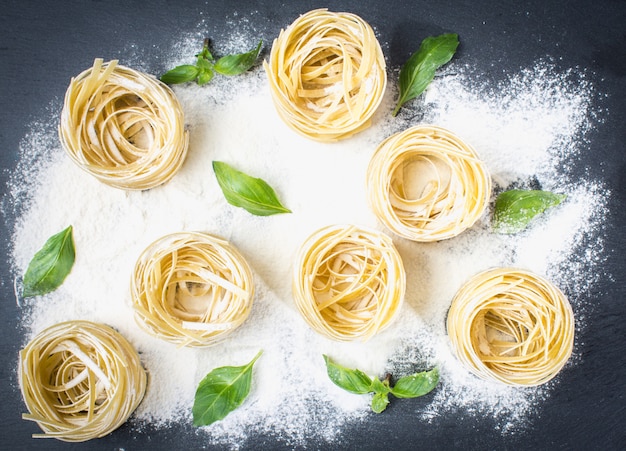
(213, 161, 291, 216)
(214, 40, 262, 76)
(392, 33, 459, 116)
(160, 64, 200, 85)
(192, 350, 263, 427)
(196, 57, 213, 71)
(323, 354, 373, 395)
(197, 69, 215, 86)
(23, 225, 75, 297)
(389, 367, 439, 399)
(371, 392, 390, 414)
(370, 376, 391, 395)
(493, 189, 567, 234)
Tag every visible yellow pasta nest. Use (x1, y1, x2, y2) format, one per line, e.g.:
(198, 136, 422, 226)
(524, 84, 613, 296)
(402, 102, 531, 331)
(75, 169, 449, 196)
(264, 8, 387, 142)
(131, 232, 254, 347)
(446, 268, 575, 386)
(367, 125, 491, 241)
(59, 58, 189, 190)
(292, 224, 405, 341)
(18, 320, 147, 442)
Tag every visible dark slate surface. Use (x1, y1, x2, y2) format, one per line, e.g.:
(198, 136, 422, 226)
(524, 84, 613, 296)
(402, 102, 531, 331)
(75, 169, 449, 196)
(1, 1, 625, 449)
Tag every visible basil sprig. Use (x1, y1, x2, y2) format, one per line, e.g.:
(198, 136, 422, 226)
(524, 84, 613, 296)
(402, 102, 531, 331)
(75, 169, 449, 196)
(213, 161, 291, 216)
(392, 33, 459, 116)
(161, 39, 262, 86)
(22, 225, 75, 297)
(323, 355, 439, 413)
(493, 189, 567, 234)
(192, 350, 263, 427)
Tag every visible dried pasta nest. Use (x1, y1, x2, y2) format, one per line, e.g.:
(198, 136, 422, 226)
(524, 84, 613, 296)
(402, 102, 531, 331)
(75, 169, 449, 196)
(264, 8, 387, 142)
(131, 232, 254, 347)
(367, 125, 491, 241)
(59, 58, 189, 190)
(292, 224, 405, 341)
(446, 268, 575, 386)
(18, 320, 147, 442)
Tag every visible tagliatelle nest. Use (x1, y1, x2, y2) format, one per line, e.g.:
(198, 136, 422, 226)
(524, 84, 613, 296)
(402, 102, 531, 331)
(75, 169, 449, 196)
(367, 125, 491, 241)
(59, 58, 189, 190)
(292, 224, 405, 341)
(264, 8, 387, 142)
(131, 232, 255, 347)
(446, 268, 575, 386)
(18, 320, 147, 442)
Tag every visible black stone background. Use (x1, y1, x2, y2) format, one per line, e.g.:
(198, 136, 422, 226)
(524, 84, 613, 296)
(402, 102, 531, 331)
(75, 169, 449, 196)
(1, 1, 625, 450)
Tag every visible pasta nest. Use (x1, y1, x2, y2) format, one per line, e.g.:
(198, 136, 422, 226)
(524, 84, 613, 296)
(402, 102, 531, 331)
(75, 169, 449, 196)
(264, 8, 387, 142)
(131, 232, 255, 347)
(367, 125, 491, 241)
(59, 58, 189, 190)
(292, 224, 405, 341)
(446, 268, 575, 386)
(18, 320, 147, 442)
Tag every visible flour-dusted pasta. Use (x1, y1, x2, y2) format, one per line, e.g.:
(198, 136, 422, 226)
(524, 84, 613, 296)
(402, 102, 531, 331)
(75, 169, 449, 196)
(292, 224, 405, 341)
(367, 125, 491, 241)
(59, 58, 189, 190)
(446, 268, 575, 386)
(18, 320, 147, 442)
(131, 232, 254, 347)
(264, 9, 387, 142)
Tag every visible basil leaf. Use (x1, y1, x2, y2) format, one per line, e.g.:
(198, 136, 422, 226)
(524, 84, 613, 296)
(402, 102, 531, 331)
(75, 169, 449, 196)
(389, 367, 439, 399)
(392, 33, 459, 116)
(214, 40, 262, 76)
(323, 354, 373, 394)
(192, 350, 263, 427)
(197, 69, 214, 86)
(493, 189, 567, 234)
(370, 376, 390, 394)
(160, 64, 200, 85)
(212, 161, 291, 216)
(371, 392, 390, 413)
(23, 225, 75, 297)
(197, 56, 213, 71)
(323, 356, 439, 414)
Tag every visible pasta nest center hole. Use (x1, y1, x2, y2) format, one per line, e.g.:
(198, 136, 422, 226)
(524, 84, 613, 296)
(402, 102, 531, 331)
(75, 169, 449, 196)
(472, 304, 544, 360)
(42, 345, 110, 413)
(95, 93, 160, 165)
(165, 270, 234, 323)
(312, 243, 385, 314)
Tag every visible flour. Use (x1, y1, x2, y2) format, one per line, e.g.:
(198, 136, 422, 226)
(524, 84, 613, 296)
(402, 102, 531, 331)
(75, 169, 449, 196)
(4, 25, 609, 449)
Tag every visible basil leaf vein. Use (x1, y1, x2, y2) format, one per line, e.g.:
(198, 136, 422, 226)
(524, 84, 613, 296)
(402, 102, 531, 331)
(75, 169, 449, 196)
(22, 225, 75, 297)
(392, 33, 459, 116)
(213, 161, 291, 216)
(493, 189, 567, 234)
(192, 350, 263, 427)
